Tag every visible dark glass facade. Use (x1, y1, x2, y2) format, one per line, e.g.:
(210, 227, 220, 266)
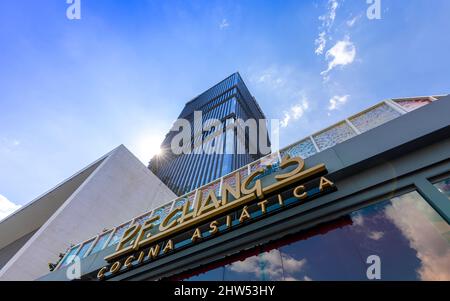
(174, 191, 450, 281)
(149, 72, 269, 196)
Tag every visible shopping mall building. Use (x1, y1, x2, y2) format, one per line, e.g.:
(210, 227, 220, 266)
(0, 74, 449, 281)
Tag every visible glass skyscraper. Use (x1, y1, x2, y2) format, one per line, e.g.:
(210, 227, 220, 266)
(149, 72, 269, 196)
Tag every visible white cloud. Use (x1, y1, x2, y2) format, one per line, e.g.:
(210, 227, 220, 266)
(219, 18, 229, 29)
(314, 32, 327, 56)
(346, 15, 361, 27)
(280, 112, 291, 128)
(328, 95, 349, 111)
(319, 0, 338, 29)
(255, 67, 286, 89)
(352, 213, 364, 226)
(368, 231, 384, 241)
(280, 97, 310, 128)
(385, 192, 450, 280)
(250, 66, 313, 130)
(314, 0, 339, 55)
(0, 194, 21, 221)
(228, 249, 307, 280)
(321, 36, 356, 77)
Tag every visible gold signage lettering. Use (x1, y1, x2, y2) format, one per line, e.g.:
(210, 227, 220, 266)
(241, 168, 264, 199)
(116, 224, 141, 254)
(319, 176, 334, 191)
(137, 251, 145, 264)
(257, 200, 268, 214)
(159, 207, 182, 232)
(278, 194, 284, 206)
(104, 159, 329, 263)
(110, 261, 121, 274)
(226, 215, 232, 228)
(124, 256, 135, 269)
(97, 267, 107, 280)
(163, 240, 174, 253)
(147, 244, 160, 260)
(293, 185, 307, 199)
(221, 172, 241, 205)
(275, 156, 305, 181)
(239, 206, 251, 223)
(209, 220, 219, 235)
(179, 199, 196, 224)
(196, 190, 221, 217)
(134, 216, 160, 251)
(191, 228, 202, 242)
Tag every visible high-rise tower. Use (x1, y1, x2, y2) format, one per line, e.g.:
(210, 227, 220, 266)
(149, 72, 269, 195)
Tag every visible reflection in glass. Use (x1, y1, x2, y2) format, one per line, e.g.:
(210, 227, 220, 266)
(77, 239, 95, 259)
(59, 245, 80, 269)
(107, 222, 131, 247)
(89, 231, 112, 255)
(185, 267, 224, 281)
(180, 191, 450, 281)
(434, 177, 450, 201)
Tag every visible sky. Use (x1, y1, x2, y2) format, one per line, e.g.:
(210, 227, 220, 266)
(0, 0, 449, 218)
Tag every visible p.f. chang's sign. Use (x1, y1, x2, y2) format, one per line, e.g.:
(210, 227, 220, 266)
(96, 156, 336, 280)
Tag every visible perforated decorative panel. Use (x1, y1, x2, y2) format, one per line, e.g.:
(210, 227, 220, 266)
(223, 172, 239, 190)
(313, 122, 357, 151)
(151, 203, 173, 226)
(280, 138, 317, 159)
(394, 98, 432, 111)
(133, 211, 153, 226)
(107, 222, 132, 247)
(239, 167, 249, 182)
(174, 192, 196, 210)
(349, 103, 401, 133)
(89, 231, 112, 255)
(200, 180, 221, 201)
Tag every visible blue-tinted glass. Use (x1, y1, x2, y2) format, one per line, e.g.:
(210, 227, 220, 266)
(434, 177, 450, 201)
(185, 267, 224, 281)
(279, 191, 450, 280)
(89, 232, 111, 255)
(224, 250, 284, 281)
(77, 239, 94, 259)
(107, 222, 131, 247)
(59, 245, 79, 268)
(179, 190, 450, 280)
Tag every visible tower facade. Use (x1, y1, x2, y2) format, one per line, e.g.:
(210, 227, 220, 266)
(149, 72, 269, 195)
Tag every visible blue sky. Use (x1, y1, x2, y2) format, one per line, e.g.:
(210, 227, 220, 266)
(1, 0, 449, 216)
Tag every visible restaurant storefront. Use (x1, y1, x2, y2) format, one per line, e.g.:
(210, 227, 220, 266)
(40, 96, 450, 281)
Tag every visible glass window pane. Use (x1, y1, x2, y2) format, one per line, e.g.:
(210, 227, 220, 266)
(434, 177, 450, 201)
(280, 191, 450, 280)
(58, 245, 80, 269)
(77, 239, 95, 259)
(89, 231, 112, 255)
(107, 222, 131, 247)
(175, 190, 450, 280)
(224, 249, 284, 281)
(185, 267, 224, 281)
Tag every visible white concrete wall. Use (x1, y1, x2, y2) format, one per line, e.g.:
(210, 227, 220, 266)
(0, 145, 176, 281)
